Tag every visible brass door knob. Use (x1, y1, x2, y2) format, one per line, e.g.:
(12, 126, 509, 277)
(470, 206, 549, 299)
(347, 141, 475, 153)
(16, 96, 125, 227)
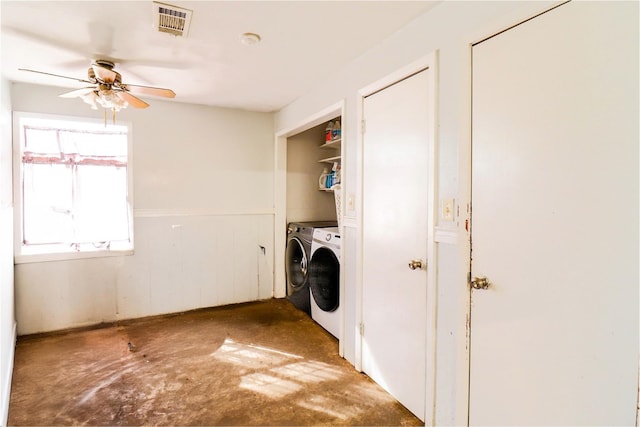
(408, 259, 425, 270)
(470, 276, 490, 290)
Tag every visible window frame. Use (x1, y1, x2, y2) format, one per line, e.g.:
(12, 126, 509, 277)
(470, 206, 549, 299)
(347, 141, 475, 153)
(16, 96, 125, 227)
(13, 111, 135, 264)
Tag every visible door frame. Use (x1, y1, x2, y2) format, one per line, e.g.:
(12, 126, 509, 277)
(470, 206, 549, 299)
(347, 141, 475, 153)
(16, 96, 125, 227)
(356, 51, 438, 424)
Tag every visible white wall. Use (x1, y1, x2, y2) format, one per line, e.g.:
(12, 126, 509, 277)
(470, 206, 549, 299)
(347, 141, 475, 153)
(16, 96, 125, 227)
(0, 77, 16, 427)
(286, 122, 337, 223)
(274, 2, 557, 425)
(11, 82, 275, 335)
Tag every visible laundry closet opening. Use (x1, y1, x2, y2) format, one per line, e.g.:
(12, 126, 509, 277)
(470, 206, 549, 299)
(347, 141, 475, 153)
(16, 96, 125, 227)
(281, 112, 344, 349)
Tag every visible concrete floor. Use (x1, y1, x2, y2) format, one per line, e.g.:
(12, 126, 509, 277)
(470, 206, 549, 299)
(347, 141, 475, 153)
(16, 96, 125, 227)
(8, 298, 423, 426)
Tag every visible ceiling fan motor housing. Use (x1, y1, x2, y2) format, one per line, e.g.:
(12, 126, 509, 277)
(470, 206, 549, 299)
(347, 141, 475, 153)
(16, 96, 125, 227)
(94, 59, 115, 69)
(89, 60, 122, 85)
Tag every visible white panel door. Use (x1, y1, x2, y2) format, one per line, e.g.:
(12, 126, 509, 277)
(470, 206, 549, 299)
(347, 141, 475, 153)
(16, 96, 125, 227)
(470, 2, 639, 425)
(362, 69, 431, 421)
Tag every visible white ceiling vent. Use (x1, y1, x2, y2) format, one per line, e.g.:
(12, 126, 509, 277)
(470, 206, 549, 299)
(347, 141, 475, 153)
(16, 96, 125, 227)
(152, 2, 192, 37)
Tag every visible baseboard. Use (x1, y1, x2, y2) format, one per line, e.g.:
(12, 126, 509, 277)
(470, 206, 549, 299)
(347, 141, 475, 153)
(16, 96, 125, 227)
(1, 321, 16, 427)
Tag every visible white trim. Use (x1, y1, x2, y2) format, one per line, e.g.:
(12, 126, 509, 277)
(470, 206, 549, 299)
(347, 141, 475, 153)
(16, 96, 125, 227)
(354, 93, 365, 373)
(133, 208, 274, 218)
(273, 134, 288, 300)
(275, 101, 344, 138)
(1, 322, 16, 427)
(425, 53, 439, 426)
(14, 248, 134, 264)
(356, 51, 439, 425)
(126, 117, 135, 266)
(359, 55, 438, 99)
(341, 216, 357, 229)
(435, 226, 458, 245)
(12, 209, 277, 264)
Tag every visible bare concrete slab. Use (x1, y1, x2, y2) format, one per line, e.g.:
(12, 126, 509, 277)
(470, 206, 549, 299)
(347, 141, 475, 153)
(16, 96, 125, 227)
(8, 298, 423, 426)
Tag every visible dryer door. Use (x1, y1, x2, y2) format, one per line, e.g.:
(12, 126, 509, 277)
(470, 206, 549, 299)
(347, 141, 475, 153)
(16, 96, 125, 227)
(309, 247, 340, 312)
(285, 237, 308, 294)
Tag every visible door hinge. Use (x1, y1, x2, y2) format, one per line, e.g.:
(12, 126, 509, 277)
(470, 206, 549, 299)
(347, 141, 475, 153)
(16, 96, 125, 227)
(359, 322, 365, 336)
(361, 119, 366, 134)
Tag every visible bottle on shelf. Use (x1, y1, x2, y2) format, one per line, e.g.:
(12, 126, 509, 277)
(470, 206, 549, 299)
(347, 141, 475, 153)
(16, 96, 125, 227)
(325, 171, 334, 189)
(325, 121, 334, 142)
(330, 162, 339, 188)
(334, 163, 341, 185)
(332, 120, 341, 140)
(318, 167, 330, 190)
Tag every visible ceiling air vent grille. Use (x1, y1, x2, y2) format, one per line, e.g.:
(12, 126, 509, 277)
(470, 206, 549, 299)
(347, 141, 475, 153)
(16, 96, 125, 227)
(153, 2, 192, 37)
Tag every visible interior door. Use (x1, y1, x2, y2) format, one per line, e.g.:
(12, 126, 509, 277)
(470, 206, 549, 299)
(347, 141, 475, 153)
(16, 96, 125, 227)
(362, 68, 431, 421)
(470, 2, 638, 425)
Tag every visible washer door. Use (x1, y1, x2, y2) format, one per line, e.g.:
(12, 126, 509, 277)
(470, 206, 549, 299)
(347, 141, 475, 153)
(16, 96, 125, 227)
(309, 247, 340, 312)
(285, 237, 307, 293)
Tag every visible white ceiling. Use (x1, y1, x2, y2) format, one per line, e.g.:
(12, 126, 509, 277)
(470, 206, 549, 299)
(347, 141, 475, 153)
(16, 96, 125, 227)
(1, 1, 438, 112)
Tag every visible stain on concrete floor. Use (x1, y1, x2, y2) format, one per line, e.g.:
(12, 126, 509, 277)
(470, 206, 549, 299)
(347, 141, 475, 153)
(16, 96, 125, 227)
(8, 298, 423, 426)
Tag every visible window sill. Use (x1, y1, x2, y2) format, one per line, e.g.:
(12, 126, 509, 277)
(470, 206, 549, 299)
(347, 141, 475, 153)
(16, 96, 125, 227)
(14, 248, 134, 264)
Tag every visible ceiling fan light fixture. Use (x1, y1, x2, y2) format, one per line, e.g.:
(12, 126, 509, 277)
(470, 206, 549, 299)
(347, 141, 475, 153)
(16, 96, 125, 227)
(79, 92, 99, 110)
(240, 32, 261, 46)
(95, 89, 128, 112)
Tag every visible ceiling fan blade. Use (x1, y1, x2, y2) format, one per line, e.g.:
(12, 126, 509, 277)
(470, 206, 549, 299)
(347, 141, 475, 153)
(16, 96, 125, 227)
(92, 64, 117, 84)
(4, 26, 93, 59)
(59, 87, 96, 98)
(123, 84, 176, 99)
(18, 68, 93, 84)
(117, 91, 149, 109)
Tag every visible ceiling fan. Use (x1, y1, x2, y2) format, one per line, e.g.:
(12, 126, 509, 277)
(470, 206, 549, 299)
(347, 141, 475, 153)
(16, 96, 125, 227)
(19, 59, 176, 122)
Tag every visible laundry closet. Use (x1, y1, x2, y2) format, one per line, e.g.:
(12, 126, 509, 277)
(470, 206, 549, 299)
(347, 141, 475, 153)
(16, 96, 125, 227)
(284, 116, 342, 339)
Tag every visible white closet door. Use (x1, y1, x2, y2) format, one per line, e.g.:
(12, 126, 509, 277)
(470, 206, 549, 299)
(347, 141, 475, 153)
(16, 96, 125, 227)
(470, 2, 638, 425)
(362, 68, 432, 421)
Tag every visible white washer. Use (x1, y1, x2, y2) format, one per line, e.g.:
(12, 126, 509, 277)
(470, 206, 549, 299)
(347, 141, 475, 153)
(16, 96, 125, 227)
(308, 227, 341, 338)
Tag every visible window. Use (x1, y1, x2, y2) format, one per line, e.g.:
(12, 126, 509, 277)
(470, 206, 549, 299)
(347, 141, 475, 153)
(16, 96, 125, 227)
(14, 113, 133, 262)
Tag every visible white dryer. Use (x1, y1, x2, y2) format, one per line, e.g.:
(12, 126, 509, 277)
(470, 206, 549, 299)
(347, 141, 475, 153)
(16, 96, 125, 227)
(308, 227, 341, 338)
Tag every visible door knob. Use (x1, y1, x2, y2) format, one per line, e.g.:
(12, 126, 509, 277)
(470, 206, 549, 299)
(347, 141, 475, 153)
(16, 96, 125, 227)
(408, 259, 425, 270)
(470, 276, 490, 290)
